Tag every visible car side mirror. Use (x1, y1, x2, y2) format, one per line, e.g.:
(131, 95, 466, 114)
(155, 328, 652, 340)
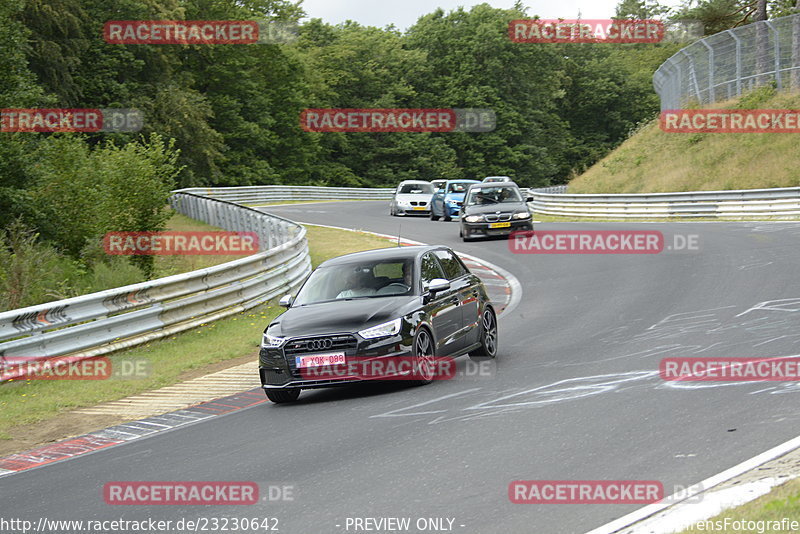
(425, 278, 450, 297)
(279, 294, 294, 308)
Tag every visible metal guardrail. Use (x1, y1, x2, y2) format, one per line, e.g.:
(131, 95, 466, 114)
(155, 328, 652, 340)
(175, 184, 569, 204)
(654, 13, 800, 111)
(0, 193, 311, 381)
(529, 185, 568, 195)
(529, 186, 800, 219)
(174, 185, 396, 203)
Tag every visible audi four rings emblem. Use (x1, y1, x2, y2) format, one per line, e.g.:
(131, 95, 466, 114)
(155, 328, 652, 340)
(305, 338, 333, 351)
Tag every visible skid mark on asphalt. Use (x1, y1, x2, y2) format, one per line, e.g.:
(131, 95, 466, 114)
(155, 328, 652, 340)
(369, 372, 661, 425)
(601, 300, 800, 353)
(371, 360, 800, 425)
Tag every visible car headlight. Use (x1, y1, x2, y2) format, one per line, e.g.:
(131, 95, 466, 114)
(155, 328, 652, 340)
(358, 318, 402, 339)
(512, 211, 531, 219)
(447, 199, 460, 205)
(262, 333, 286, 348)
(465, 215, 484, 223)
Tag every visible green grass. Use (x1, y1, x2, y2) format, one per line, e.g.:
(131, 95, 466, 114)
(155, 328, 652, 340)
(0, 224, 394, 439)
(680, 478, 800, 533)
(569, 87, 800, 194)
(0, 305, 279, 434)
(152, 211, 248, 276)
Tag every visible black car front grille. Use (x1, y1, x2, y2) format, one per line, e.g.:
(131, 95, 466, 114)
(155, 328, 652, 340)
(284, 335, 359, 377)
(484, 213, 512, 222)
(284, 335, 358, 356)
(410, 201, 428, 206)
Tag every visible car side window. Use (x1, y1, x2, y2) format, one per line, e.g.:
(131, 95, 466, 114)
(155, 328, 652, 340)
(433, 250, 467, 280)
(420, 253, 446, 285)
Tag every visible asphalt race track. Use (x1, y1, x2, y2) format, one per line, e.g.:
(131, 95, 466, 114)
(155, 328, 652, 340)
(4, 200, 800, 533)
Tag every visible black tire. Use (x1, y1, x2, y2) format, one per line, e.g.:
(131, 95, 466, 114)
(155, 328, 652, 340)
(409, 327, 436, 386)
(443, 211, 451, 222)
(265, 388, 301, 403)
(430, 208, 440, 221)
(470, 307, 498, 360)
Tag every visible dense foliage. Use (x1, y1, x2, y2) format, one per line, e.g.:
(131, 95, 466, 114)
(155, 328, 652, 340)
(1, 0, 793, 306)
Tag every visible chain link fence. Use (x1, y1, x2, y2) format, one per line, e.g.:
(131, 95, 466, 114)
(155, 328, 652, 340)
(654, 13, 800, 110)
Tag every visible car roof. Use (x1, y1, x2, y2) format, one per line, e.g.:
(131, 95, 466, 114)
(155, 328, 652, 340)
(469, 182, 521, 190)
(447, 179, 481, 184)
(398, 180, 433, 185)
(319, 245, 450, 267)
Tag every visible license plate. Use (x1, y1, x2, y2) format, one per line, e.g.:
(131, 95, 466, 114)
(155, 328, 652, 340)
(489, 222, 511, 229)
(296, 352, 346, 368)
(412, 206, 426, 210)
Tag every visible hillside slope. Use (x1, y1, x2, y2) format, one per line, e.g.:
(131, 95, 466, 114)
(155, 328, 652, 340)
(568, 88, 800, 194)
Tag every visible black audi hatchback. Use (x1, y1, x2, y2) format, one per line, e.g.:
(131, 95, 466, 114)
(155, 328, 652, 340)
(259, 246, 498, 403)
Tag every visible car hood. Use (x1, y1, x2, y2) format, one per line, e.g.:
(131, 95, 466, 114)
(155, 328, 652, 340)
(395, 193, 433, 202)
(445, 192, 466, 202)
(463, 202, 528, 215)
(271, 296, 418, 338)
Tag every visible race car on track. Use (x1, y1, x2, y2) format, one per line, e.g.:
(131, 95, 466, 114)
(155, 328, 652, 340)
(259, 246, 498, 403)
(430, 179, 481, 221)
(389, 180, 435, 216)
(459, 182, 533, 241)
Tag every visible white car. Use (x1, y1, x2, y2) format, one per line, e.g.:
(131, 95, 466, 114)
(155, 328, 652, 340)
(389, 180, 435, 216)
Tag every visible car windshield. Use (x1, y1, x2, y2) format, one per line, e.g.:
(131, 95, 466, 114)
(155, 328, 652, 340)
(466, 186, 524, 205)
(447, 183, 470, 193)
(398, 183, 433, 194)
(293, 259, 415, 305)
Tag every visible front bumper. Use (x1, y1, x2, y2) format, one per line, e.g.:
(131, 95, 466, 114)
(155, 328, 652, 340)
(462, 219, 533, 237)
(397, 206, 430, 215)
(445, 204, 462, 217)
(259, 332, 414, 390)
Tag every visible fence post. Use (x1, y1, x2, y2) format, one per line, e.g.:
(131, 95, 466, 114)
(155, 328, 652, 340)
(701, 39, 715, 103)
(766, 21, 781, 89)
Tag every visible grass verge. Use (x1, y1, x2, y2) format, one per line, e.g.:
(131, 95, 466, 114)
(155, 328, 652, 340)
(680, 478, 800, 533)
(0, 224, 394, 448)
(568, 87, 800, 194)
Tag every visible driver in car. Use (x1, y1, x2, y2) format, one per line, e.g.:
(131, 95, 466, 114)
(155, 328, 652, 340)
(337, 268, 377, 298)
